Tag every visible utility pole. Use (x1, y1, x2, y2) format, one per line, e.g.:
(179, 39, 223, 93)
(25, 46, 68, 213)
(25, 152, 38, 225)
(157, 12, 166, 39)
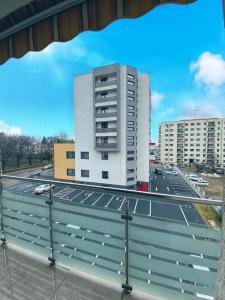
(214, 173, 225, 299)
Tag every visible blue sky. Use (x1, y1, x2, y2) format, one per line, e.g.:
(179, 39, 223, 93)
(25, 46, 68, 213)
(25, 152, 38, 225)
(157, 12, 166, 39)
(0, 0, 224, 142)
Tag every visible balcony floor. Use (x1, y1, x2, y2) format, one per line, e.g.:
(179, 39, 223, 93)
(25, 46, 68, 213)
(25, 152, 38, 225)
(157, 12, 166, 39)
(0, 244, 160, 300)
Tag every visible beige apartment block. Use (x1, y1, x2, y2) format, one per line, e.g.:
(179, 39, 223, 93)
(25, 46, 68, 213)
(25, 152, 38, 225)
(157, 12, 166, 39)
(53, 143, 75, 180)
(159, 118, 225, 166)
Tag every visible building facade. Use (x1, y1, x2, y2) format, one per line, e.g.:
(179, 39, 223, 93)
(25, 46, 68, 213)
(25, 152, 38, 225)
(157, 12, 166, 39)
(159, 118, 225, 166)
(74, 64, 150, 190)
(53, 143, 75, 180)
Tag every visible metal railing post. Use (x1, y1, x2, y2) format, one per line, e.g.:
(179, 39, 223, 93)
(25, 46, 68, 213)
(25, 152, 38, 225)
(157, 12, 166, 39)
(121, 197, 132, 294)
(214, 173, 225, 300)
(0, 173, 6, 245)
(46, 187, 55, 265)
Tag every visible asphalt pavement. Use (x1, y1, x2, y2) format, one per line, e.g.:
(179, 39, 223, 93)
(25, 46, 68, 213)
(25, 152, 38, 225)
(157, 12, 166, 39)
(5, 178, 204, 225)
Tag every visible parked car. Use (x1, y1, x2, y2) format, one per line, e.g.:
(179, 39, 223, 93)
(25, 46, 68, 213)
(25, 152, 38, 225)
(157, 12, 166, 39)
(155, 168, 163, 175)
(186, 173, 198, 180)
(42, 164, 53, 171)
(34, 184, 55, 194)
(189, 177, 209, 186)
(165, 170, 178, 175)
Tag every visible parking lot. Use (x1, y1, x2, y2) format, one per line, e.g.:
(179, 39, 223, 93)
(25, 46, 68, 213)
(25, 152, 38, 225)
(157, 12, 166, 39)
(150, 168, 196, 197)
(5, 180, 204, 225)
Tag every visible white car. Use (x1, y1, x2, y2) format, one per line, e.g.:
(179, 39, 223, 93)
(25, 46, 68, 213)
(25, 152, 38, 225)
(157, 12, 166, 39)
(34, 184, 55, 194)
(186, 173, 198, 180)
(195, 178, 209, 186)
(165, 170, 178, 175)
(42, 164, 53, 171)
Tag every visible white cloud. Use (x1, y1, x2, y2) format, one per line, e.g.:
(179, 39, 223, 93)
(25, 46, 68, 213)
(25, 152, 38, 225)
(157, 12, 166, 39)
(0, 120, 22, 135)
(29, 36, 111, 68)
(151, 91, 165, 108)
(190, 52, 225, 88)
(180, 100, 223, 119)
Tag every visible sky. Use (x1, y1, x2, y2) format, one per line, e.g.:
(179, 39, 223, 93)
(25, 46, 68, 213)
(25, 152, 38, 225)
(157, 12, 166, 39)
(0, 0, 224, 142)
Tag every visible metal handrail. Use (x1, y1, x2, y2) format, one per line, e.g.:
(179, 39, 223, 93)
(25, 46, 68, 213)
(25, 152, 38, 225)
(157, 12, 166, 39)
(0, 174, 223, 206)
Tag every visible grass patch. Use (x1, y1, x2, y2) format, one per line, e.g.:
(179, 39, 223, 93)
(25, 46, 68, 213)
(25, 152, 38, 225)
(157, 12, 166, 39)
(195, 204, 222, 227)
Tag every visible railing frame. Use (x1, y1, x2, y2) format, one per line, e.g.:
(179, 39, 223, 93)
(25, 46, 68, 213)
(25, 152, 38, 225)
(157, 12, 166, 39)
(0, 173, 224, 299)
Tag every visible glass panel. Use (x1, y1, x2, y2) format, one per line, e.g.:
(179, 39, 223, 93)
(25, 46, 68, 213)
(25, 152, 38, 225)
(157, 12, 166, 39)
(129, 213, 221, 300)
(52, 192, 124, 285)
(2, 178, 50, 259)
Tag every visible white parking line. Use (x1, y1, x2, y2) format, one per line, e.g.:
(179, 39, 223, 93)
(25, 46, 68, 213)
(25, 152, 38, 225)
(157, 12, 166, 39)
(60, 189, 77, 199)
(54, 188, 72, 197)
(118, 197, 126, 210)
(133, 199, 138, 213)
(80, 192, 93, 203)
(70, 190, 85, 201)
(180, 205, 189, 226)
(104, 195, 115, 208)
(59, 188, 75, 198)
(91, 193, 105, 206)
(148, 201, 152, 216)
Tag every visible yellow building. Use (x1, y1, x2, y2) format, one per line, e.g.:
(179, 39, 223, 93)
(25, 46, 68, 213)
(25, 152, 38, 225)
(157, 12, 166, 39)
(53, 143, 75, 180)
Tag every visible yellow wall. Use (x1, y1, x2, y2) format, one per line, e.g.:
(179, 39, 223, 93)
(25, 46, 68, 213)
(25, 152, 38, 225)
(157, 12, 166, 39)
(53, 143, 75, 180)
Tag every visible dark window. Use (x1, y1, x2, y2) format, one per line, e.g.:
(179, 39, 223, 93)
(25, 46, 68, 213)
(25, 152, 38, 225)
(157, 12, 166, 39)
(101, 107, 108, 114)
(100, 77, 108, 82)
(101, 152, 108, 160)
(127, 169, 134, 173)
(101, 122, 108, 129)
(127, 151, 134, 154)
(102, 171, 108, 179)
(67, 169, 75, 176)
(127, 177, 134, 181)
(101, 137, 108, 143)
(100, 91, 108, 98)
(81, 152, 89, 159)
(81, 170, 89, 177)
(127, 157, 134, 161)
(66, 151, 75, 159)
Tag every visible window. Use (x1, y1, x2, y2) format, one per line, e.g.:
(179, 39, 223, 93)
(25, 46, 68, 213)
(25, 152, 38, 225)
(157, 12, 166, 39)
(102, 171, 108, 179)
(66, 151, 75, 159)
(101, 122, 108, 128)
(127, 112, 134, 116)
(101, 107, 108, 114)
(128, 96, 134, 101)
(128, 90, 134, 95)
(127, 74, 135, 80)
(127, 136, 134, 140)
(128, 121, 134, 125)
(81, 170, 89, 177)
(128, 81, 135, 86)
(100, 77, 108, 82)
(128, 105, 134, 110)
(127, 177, 134, 181)
(128, 127, 134, 131)
(100, 91, 108, 98)
(67, 169, 75, 176)
(101, 152, 108, 160)
(101, 137, 108, 144)
(81, 152, 89, 159)
(127, 168, 134, 173)
(127, 151, 134, 154)
(127, 157, 134, 161)
(127, 142, 134, 146)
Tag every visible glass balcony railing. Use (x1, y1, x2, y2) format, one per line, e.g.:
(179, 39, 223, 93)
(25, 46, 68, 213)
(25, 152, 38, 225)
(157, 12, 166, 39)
(0, 174, 224, 300)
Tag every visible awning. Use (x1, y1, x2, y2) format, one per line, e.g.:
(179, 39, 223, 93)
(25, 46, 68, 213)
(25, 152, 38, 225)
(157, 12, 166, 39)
(0, 0, 197, 65)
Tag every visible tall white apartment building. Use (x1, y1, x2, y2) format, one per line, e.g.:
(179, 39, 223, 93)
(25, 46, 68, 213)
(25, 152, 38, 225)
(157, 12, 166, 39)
(159, 118, 225, 166)
(74, 64, 150, 190)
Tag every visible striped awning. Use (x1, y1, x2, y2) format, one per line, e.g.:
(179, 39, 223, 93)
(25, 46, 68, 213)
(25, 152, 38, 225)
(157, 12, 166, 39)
(0, 0, 196, 65)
